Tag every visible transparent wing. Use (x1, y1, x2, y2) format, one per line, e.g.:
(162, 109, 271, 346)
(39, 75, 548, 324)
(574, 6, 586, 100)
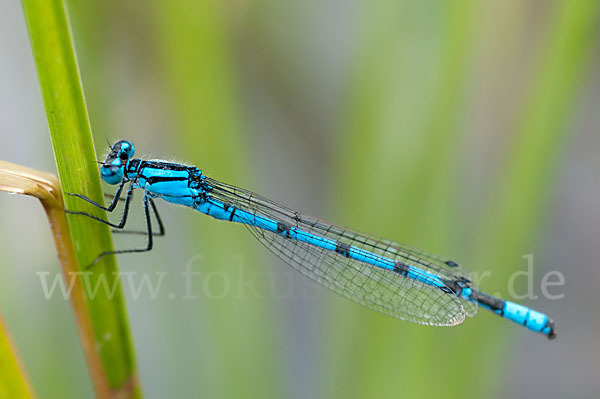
(205, 178, 470, 326)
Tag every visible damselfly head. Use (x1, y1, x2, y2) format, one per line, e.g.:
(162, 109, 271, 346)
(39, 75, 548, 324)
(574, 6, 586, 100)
(100, 140, 135, 185)
(112, 139, 135, 159)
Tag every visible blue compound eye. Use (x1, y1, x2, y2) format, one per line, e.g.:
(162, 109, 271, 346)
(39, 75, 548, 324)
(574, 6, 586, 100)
(112, 139, 135, 159)
(100, 158, 124, 185)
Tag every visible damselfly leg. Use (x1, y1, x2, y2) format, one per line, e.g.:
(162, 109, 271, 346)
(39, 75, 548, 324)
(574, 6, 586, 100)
(86, 194, 156, 267)
(66, 181, 134, 229)
(65, 184, 164, 267)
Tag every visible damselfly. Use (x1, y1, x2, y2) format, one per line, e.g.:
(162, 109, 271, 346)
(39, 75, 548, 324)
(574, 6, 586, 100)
(67, 140, 556, 339)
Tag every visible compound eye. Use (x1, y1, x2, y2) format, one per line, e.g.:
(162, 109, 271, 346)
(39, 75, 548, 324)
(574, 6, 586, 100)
(100, 157, 125, 185)
(113, 139, 135, 159)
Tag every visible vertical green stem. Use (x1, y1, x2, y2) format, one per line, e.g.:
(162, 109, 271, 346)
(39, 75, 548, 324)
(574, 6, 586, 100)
(21, 0, 140, 397)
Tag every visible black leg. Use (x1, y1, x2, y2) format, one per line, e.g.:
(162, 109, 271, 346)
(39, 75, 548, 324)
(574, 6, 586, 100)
(67, 179, 127, 212)
(104, 192, 126, 203)
(66, 183, 135, 229)
(87, 193, 155, 268)
(149, 198, 165, 236)
(111, 198, 165, 237)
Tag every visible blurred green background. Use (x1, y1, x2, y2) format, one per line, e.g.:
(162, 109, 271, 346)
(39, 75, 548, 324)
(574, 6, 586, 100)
(1, 0, 599, 398)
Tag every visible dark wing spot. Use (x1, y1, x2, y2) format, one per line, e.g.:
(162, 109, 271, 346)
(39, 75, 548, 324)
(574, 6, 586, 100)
(445, 260, 459, 267)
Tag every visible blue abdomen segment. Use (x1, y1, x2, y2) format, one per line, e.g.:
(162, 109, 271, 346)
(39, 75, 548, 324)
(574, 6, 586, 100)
(503, 301, 555, 336)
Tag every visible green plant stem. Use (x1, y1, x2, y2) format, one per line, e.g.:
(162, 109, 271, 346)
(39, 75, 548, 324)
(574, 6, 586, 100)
(20, 0, 140, 397)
